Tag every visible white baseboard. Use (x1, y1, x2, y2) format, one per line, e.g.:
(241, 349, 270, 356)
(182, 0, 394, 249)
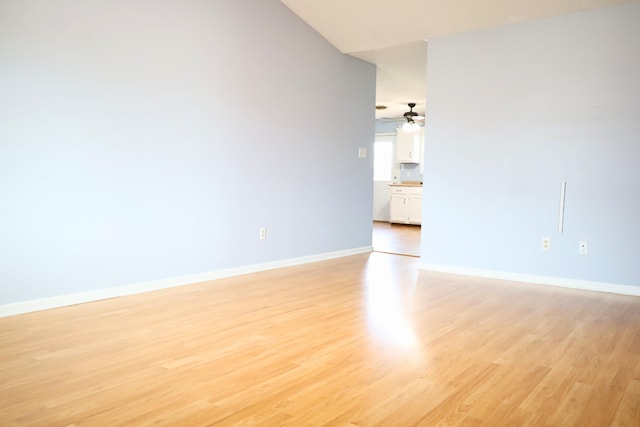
(418, 262, 640, 296)
(0, 246, 372, 318)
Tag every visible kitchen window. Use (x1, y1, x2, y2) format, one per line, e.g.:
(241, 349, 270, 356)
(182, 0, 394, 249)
(373, 139, 393, 181)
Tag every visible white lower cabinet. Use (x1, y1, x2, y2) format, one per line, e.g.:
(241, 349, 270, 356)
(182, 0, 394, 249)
(390, 193, 408, 223)
(408, 193, 422, 223)
(389, 186, 423, 225)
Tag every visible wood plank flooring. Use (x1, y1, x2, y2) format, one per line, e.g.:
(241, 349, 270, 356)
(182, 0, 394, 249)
(1, 252, 639, 425)
(372, 221, 421, 257)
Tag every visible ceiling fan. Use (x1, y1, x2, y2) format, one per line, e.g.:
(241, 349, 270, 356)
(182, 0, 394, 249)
(381, 103, 424, 122)
(381, 103, 425, 131)
(402, 103, 424, 122)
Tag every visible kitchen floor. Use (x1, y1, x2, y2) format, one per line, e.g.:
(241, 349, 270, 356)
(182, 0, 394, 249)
(372, 221, 421, 257)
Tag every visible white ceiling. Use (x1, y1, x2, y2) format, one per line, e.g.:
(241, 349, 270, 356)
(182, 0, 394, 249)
(280, 0, 637, 120)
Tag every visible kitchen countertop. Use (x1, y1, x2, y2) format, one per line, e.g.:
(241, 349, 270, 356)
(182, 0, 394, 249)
(389, 182, 423, 187)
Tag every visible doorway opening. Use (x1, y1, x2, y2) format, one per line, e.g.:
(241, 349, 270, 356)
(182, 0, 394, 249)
(372, 133, 421, 257)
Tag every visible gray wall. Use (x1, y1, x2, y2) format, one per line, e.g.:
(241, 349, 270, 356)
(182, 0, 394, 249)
(0, 0, 376, 304)
(422, 2, 640, 286)
(375, 119, 401, 134)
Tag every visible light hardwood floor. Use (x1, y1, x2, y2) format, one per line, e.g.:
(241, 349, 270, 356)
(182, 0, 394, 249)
(372, 221, 421, 257)
(1, 252, 639, 426)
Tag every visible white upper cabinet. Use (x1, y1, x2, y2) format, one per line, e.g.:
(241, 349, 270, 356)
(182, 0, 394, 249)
(396, 127, 424, 164)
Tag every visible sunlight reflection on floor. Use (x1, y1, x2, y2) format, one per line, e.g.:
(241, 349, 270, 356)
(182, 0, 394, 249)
(364, 254, 420, 351)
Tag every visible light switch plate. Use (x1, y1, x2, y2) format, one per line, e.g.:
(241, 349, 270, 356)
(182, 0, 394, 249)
(358, 147, 367, 158)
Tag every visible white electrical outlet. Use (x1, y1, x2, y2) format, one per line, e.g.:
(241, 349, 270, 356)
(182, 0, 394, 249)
(259, 227, 266, 240)
(579, 241, 588, 255)
(542, 237, 551, 251)
(358, 147, 367, 158)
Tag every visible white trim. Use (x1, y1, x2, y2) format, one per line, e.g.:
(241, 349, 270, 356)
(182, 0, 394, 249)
(0, 246, 372, 318)
(417, 262, 640, 296)
(558, 181, 566, 233)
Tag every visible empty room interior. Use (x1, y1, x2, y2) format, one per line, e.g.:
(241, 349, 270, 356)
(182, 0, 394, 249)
(1, 0, 640, 425)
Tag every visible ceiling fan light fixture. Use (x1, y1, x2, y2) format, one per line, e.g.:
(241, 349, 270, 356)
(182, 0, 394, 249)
(402, 120, 420, 133)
